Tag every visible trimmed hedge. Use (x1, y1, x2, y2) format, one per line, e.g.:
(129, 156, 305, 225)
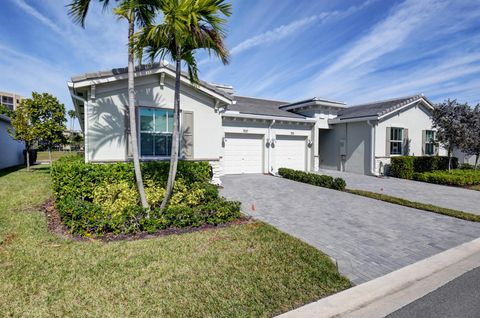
(413, 169, 480, 187)
(51, 155, 241, 236)
(390, 156, 458, 179)
(51, 155, 212, 201)
(278, 168, 346, 191)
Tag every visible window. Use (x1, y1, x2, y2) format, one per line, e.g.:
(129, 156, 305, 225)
(139, 108, 174, 157)
(425, 130, 435, 155)
(390, 127, 404, 155)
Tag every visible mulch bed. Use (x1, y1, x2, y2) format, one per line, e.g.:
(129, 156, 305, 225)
(43, 198, 252, 242)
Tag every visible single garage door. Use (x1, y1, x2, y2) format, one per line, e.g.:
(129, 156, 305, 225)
(275, 135, 307, 171)
(224, 133, 264, 174)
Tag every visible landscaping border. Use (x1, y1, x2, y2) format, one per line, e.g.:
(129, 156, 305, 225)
(345, 189, 480, 222)
(43, 198, 252, 242)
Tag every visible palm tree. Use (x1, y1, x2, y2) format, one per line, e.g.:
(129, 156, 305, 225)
(68, 0, 158, 209)
(137, 0, 231, 212)
(67, 109, 76, 130)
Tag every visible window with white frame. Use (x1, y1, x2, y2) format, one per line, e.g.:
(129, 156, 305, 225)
(425, 130, 435, 155)
(390, 127, 404, 155)
(139, 108, 174, 157)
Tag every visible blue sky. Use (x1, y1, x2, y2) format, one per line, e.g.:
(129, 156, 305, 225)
(1, 0, 480, 129)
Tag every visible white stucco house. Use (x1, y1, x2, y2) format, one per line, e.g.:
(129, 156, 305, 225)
(0, 114, 24, 170)
(68, 63, 445, 178)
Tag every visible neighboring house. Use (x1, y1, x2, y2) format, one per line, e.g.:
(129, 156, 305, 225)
(0, 114, 24, 170)
(68, 63, 445, 177)
(453, 148, 477, 166)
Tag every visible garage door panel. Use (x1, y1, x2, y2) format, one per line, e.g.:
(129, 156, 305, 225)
(224, 133, 264, 174)
(275, 135, 306, 171)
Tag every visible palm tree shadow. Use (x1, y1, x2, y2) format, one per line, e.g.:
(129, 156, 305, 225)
(88, 85, 167, 159)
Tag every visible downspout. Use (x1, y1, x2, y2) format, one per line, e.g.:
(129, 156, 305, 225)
(268, 119, 275, 175)
(367, 120, 378, 176)
(69, 88, 89, 163)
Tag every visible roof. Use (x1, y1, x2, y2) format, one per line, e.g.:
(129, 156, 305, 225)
(335, 94, 431, 121)
(70, 62, 233, 100)
(279, 97, 346, 110)
(229, 96, 307, 119)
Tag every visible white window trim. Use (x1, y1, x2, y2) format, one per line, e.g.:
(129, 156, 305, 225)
(390, 127, 404, 156)
(138, 106, 178, 159)
(425, 130, 436, 156)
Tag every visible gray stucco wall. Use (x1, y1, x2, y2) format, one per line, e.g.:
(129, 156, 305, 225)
(319, 122, 372, 175)
(0, 119, 24, 170)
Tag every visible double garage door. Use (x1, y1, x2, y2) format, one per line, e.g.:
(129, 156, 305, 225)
(223, 133, 306, 174)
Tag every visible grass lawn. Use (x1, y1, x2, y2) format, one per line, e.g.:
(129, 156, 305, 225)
(36, 151, 79, 161)
(0, 166, 350, 317)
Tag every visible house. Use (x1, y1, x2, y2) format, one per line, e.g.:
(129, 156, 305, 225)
(0, 114, 25, 170)
(68, 63, 444, 177)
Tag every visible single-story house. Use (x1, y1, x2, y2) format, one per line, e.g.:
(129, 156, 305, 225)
(0, 114, 25, 170)
(68, 62, 445, 178)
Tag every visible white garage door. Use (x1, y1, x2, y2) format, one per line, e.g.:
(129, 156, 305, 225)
(224, 133, 264, 174)
(275, 135, 307, 171)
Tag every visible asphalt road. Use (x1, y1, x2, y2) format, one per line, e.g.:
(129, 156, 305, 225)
(387, 266, 480, 318)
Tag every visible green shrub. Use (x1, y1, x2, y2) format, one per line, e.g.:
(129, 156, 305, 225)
(51, 156, 211, 201)
(390, 156, 459, 179)
(93, 181, 139, 214)
(389, 156, 415, 179)
(52, 156, 241, 236)
(277, 168, 346, 190)
(413, 169, 480, 186)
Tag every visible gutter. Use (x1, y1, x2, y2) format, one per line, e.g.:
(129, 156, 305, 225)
(367, 120, 378, 176)
(222, 112, 316, 124)
(68, 83, 89, 163)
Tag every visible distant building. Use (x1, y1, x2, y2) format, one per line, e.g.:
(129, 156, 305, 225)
(0, 91, 25, 170)
(0, 91, 23, 111)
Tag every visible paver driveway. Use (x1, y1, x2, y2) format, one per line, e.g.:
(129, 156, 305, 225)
(220, 174, 480, 284)
(317, 169, 480, 215)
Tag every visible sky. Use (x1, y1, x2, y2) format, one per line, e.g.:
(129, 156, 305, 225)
(1, 0, 480, 129)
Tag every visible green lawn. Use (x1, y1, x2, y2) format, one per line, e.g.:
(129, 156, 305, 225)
(0, 166, 350, 317)
(36, 151, 79, 161)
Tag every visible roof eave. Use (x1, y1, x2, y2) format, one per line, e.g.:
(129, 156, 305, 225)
(222, 112, 316, 123)
(71, 67, 233, 105)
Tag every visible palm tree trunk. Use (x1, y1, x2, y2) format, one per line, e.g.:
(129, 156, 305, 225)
(159, 48, 182, 212)
(448, 147, 452, 171)
(128, 19, 148, 209)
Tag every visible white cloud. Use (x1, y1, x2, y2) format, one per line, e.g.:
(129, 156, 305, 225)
(14, 0, 64, 35)
(230, 0, 378, 56)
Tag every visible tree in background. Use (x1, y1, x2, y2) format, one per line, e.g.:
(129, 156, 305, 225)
(68, 109, 77, 132)
(68, 0, 159, 209)
(462, 105, 480, 168)
(137, 0, 231, 212)
(31, 93, 67, 164)
(7, 99, 36, 171)
(432, 99, 470, 170)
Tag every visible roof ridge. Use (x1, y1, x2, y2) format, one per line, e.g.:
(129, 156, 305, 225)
(234, 95, 289, 104)
(348, 94, 423, 109)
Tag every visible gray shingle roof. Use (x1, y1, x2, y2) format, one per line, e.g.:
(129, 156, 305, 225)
(71, 62, 233, 100)
(336, 94, 427, 120)
(230, 96, 307, 119)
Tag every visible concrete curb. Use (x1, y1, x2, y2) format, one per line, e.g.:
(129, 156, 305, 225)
(276, 237, 480, 318)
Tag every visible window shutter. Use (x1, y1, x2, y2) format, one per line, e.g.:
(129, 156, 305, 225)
(386, 127, 391, 156)
(422, 130, 426, 155)
(403, 128, 409, 155)
(181, 111, 194, 159)
(434, 131, 439, 155)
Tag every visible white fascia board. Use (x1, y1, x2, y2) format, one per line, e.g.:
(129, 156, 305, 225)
(222, 112, 316, 124)
(71, 68, 233, 105)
